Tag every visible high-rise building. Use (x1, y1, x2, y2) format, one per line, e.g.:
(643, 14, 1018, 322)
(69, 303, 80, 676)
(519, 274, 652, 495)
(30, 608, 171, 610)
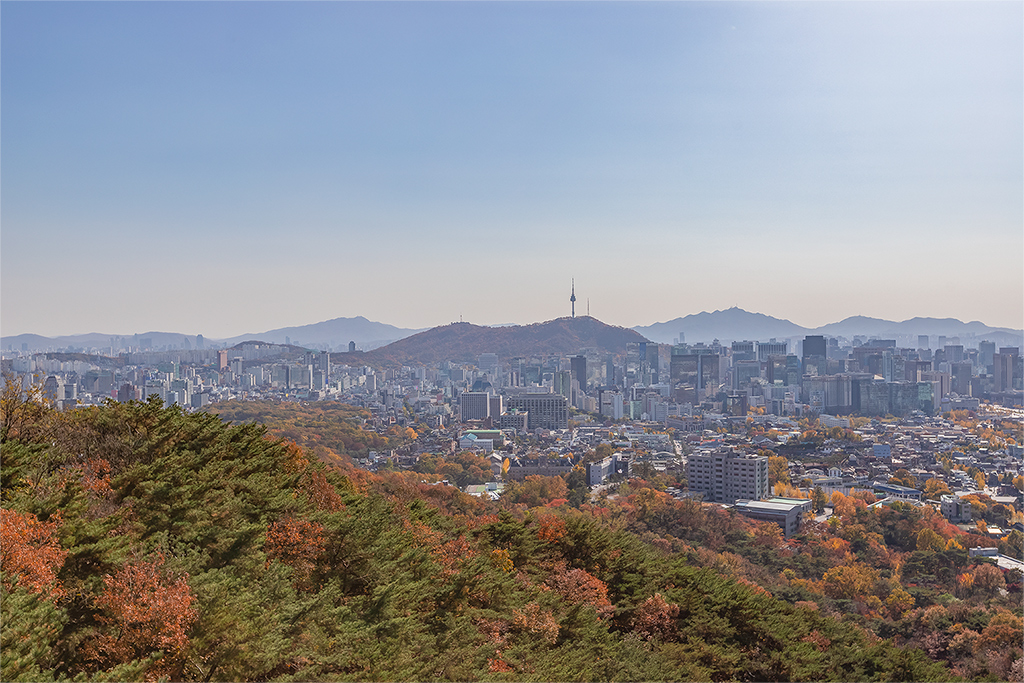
(944, 344, 964, 364)
(757, 341, 788, 362)
(951, 361, 973, 396)
(489, 394, 503, 418)
(733, 360, 762, 390)
(506, 392, 569, 430)
(460, 392, 490, 421)
(978, 341, 996, 370)
(766, 355, 801, 386)
(553, 371, 572, 398)
(600, 391, 624, 420)
(904, 359, 931, 382)
(571, 355, 587, 392)
(117, 383, 141, 402)
(994, 349, 1019, 392)
(917, 335, 929, 350)
(670, 351, 720, 404)
(686, 450, 769, 504)
(731, 341, 756, 362)
(802, 335, 826, 359)
(478, 353, 499, 378)
(921, 370, 950, 400)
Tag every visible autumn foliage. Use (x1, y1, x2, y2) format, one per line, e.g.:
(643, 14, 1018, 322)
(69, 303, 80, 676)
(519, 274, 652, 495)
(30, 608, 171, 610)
(546, 564, 614, 619)
(631, 593, 679, 640)
(0, 508, 67, 601)
(265, 517, 327, 589)
(85, 554, 197, 680)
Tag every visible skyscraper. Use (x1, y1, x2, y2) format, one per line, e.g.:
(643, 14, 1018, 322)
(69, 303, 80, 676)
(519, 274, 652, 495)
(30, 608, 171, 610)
(460, 392, 490, 421)
(802, 335, 826, 359)
(670, 350, 720, 404)
(571, 355, 587, 392)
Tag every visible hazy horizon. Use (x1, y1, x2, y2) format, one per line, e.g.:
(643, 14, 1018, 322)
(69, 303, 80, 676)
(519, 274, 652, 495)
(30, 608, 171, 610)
(3, 2, 1021, 338)
(4, 306, 1023, 343)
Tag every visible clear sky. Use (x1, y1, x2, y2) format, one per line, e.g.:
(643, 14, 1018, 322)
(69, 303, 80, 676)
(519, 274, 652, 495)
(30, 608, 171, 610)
(2, 1, 1021, 338)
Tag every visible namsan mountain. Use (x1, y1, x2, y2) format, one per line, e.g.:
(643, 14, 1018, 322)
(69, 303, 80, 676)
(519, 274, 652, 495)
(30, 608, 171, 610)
(330, 316, 649, 366)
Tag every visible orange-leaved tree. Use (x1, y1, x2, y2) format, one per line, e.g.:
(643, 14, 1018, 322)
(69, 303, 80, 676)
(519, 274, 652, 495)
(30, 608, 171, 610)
(85, 553, 197, 680)
(546, 564, 614, 619)
(265, 517, 327, 589)
(0, 508, 67, 601)
(631, 593, 679, 641)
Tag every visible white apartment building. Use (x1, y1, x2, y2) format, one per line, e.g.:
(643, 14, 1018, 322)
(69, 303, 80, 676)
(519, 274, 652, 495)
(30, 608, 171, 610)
(686, 449, 769, 504)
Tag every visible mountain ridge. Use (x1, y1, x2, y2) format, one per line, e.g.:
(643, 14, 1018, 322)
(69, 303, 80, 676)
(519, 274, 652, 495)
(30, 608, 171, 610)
(4, 310, 1021, 354)
(634, 308, 1023, 345)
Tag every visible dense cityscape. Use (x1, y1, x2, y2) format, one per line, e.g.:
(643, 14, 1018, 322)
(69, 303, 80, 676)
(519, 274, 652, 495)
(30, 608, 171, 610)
(3, 308, 1021, 540)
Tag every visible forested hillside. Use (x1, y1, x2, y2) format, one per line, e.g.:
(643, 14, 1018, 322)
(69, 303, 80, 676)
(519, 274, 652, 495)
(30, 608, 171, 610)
(209, 400, 393, 467)
(1, 396, 1020, 681)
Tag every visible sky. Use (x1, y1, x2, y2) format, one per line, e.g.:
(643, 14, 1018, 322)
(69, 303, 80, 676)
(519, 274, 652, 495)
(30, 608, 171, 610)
(2, 1, 1022, 339)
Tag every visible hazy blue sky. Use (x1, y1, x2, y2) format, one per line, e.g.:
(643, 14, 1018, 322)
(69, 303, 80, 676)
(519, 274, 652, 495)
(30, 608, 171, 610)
(2, 1, 1021, 338)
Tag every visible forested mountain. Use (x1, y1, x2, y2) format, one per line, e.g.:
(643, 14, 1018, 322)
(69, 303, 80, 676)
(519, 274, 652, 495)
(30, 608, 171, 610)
(331, 317, 649, 367)
(2, 395, 1021, 681)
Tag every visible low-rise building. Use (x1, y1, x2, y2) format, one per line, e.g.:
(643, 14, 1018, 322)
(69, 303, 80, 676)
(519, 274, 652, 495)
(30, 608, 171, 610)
(939, 494, 972, 523)
(586, 453, 631, 487)
(506, 455, 575, 481)
(871, 482, 923, 501)
(733, 497, 813, 537)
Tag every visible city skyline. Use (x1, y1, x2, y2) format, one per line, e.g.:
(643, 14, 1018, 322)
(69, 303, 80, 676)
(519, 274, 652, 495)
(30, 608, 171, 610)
(2, 1, 1021, 338)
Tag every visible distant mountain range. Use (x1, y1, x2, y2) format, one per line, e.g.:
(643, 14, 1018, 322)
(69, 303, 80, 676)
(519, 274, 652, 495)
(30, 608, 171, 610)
(218, 316, 425, 349)
(331, 316, 647, 366)
(3, 309, 1021, 354)
(634, 308, 805, 344)
(1, 331, 210, 353)
(634, 307, 1023, 347)
(2, 317, 425, 354)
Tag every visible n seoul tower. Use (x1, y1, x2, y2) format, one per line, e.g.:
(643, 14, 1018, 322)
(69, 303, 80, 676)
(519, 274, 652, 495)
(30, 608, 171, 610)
(570, 279, 576, 318)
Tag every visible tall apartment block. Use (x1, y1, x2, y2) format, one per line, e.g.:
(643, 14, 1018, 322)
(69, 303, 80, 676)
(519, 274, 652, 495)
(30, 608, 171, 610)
(685, 450, 769, 504)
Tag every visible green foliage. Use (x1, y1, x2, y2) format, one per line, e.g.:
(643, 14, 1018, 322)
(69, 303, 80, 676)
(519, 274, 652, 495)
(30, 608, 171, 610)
(0, 400, 984, 681)
(0, 575, 64, 682)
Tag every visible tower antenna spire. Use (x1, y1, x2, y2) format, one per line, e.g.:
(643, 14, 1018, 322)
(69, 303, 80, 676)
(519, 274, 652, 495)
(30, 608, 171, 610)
(570, 279, 576, 318)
